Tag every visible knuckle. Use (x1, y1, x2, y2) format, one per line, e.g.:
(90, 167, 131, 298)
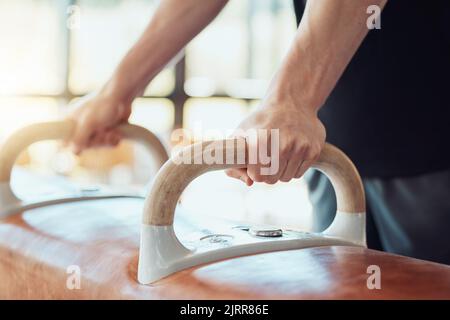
(279, 146, 291, 158)
(310, 146, 322, 160)
(252, 175, 264, 183)
(80, 114, 95, 128)
(300, 141, 311, 152)
(264, 177, 277, 185)
(112, 137, 121, 146)
(311, 152, 320, 162)
(246, 168, 260, 182)
(313, 142, 323, 153)
(292, 146, 305, 159)
(249, 170, 264, 182)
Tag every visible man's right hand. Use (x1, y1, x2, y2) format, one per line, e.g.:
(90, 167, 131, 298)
(66, 0, 229, 155)
(69, 91, 132, 154)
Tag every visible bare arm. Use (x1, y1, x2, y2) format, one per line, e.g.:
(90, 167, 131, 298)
(106, 0, 229, 103)
(273, 0, 387, 112)
(227, 0, 387, 185)
(71, 0, 228, 153)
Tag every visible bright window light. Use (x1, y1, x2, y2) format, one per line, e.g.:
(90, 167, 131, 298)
(129, 98, 175, 136)
(0, 0, 65, 95)
(183, 98, 249, 141)
(69, 0, 174, 96)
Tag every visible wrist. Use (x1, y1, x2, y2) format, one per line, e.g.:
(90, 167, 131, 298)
(99, 73, 135, 107)
(268, 75, 321, 117)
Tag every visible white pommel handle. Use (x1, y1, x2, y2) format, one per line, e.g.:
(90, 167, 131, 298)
(138, 139, 366, 284)
(0, 120, 169, 208)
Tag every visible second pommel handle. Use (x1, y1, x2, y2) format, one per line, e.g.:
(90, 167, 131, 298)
(143, 139, 365, 226)
(0, 120, 168, 183)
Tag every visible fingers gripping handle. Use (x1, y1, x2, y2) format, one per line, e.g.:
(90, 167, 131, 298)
(138, 139, 366, 284)
(143, 139, 365, 226)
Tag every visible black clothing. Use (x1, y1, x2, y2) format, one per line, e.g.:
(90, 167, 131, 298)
(293, 0, 450, 177)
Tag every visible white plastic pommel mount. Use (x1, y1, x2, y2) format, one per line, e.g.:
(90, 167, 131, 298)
(137, 139, 367, 284)
(324, 211, 366, 247)
(138, 225, 191, 284)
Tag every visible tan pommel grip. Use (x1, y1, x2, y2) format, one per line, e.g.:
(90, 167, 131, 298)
(143, 139, 365, 226)
(0, 120, 168, 183)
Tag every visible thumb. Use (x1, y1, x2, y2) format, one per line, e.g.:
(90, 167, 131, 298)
(225, 168, 254, 186)
(71, 116, 95, 155)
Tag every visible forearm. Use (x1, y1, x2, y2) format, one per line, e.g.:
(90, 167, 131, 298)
(103, 0, 228, 103)
(270, 0, 387, 113)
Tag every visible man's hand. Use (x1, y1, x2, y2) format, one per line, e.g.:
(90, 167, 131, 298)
(65, 0, 228, 154)
(227, 0, 386, 186)
(69, 90, 132, 154)
(226, 94, 326, 186)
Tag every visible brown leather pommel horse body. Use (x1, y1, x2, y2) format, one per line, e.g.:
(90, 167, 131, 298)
(0, 121, 449, 299)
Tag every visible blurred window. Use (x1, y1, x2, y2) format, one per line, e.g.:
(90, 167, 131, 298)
(0, 0, 66, 95)
(69, 0, 175, 96)
(185, 0, 296, 99)
(0, 0, 313, 230)
(0, 0, 296, 140)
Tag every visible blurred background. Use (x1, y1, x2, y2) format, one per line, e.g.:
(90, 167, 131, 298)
(0, 0, 314, 230)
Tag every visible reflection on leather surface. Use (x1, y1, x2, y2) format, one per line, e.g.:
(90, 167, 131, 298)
(1, 197, 449, 299)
